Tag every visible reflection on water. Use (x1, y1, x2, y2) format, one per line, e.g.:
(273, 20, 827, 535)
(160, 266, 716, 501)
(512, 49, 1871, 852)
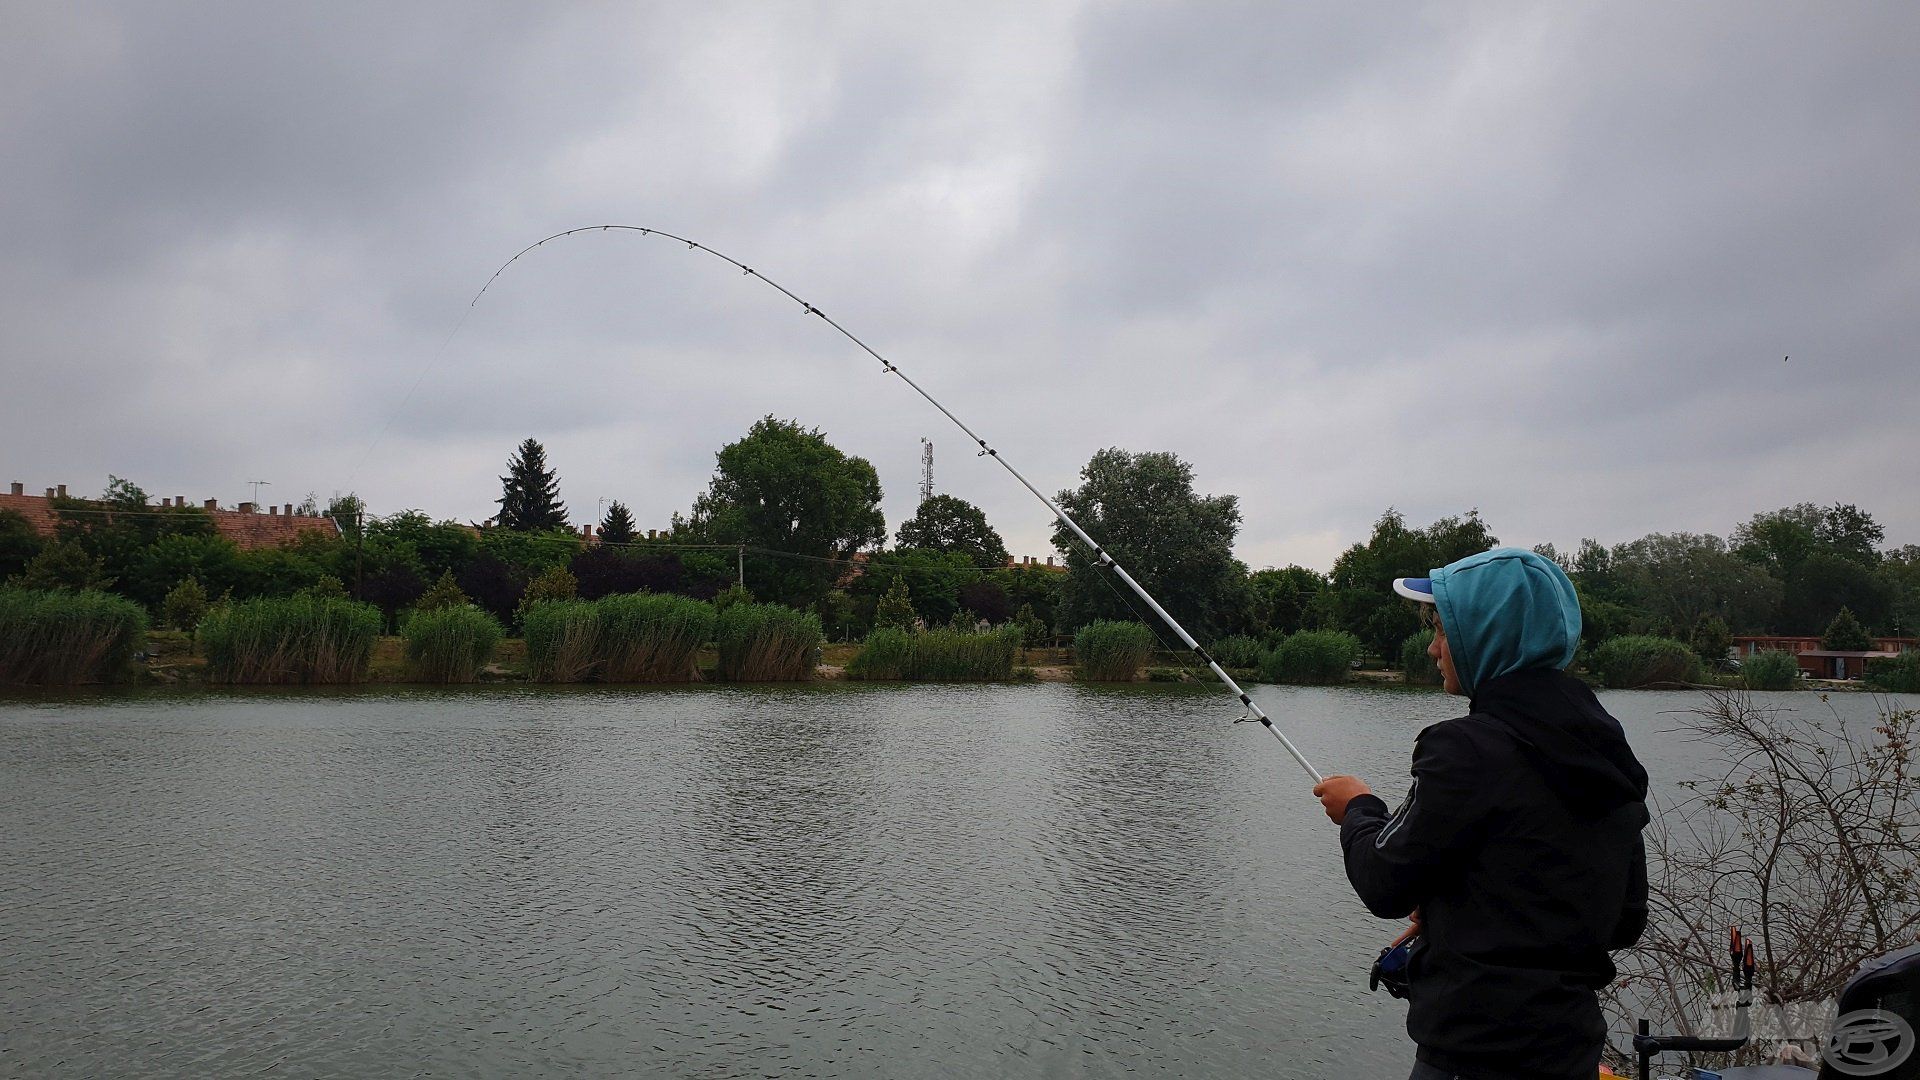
(0, 683, 1898, 1077)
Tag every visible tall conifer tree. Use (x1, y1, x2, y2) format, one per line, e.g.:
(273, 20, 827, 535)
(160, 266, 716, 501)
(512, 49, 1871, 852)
(599, 501, 638, 546)
(497, 438, 568, 531)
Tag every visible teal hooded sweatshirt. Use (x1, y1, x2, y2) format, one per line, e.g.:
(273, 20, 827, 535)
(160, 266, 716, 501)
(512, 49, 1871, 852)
(1429, 547, 1581, 695)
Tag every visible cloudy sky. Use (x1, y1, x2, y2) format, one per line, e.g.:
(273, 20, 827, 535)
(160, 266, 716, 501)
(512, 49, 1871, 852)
(3, 3, 1915, 571)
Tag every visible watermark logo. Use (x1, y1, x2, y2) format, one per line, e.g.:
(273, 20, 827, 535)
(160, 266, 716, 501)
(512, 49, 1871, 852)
(1822, 1009, 1915, 1077)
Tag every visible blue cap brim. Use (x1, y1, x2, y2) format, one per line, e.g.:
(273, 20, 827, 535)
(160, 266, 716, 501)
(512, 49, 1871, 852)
(1392, 577, 1436, 603)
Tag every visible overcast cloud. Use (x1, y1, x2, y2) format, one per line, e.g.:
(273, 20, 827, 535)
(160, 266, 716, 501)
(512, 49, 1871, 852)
(3, 2, 1915, 571)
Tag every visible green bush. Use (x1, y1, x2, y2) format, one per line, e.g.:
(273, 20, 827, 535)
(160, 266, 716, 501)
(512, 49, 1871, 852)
(514, 564, 578, 628)
(1400, 629, 1441, 686)
(1741, 650, 1802, 691)
(523, 599, 601, 683)
(1865, 652, 1920, 693)
(162, 577, 209, 634)
(597, 592, 715, 682)
(715, 601, 821, 682)
(1207, 635, 1267, 670)
(0, 587, 147, 685)
(1588, 635, 1701, 689)
(403, 603, 503, 683)
(1262, 629, 1361, 685)
(198, 595, 380, 684)
(846, 626, 1021, 681)
(1074, 620, 1154, 681)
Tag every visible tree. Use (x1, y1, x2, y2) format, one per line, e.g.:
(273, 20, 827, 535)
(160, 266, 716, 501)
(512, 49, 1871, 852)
(1051, 448, 1245, 640)
(895, 495, 1009, 569)
(1822, 606, 1871, 652)
(569, 545, 682, 600)
(1327, 509, 1498, 658)
(1609, 532, 1780, 641)
(11, 541, 114, 591)
(1246, 565, 1327, 639)
(162, 578, 209, 635)
(855, 548, 974, 627)
(1731, 503, 1824, 576)
(1784, 551, 1890, 634)
(599, 501, 638, 547)
(958, 578, 1013, 624)
(514, 564, 578, 627)
(325, 493, 366, 538)
(414, 571, 471, 612)
(0, 508, 45, 580)
(686, 416, 885, 608)
(874, 576, 917, 631)
(1014, 603, 1050, 649)
(497, 438, 568, 531)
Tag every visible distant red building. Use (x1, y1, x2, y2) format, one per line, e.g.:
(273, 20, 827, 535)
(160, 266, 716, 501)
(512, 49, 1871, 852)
(2, 481, 340, 552)
(1731, 634, 1918, 680)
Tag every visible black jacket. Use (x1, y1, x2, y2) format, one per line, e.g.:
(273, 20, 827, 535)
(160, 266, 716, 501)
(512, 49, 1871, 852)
(1339, 669, 1649, 1080)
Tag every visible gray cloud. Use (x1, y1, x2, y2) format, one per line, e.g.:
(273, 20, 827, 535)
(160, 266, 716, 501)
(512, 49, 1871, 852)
(3, 2, 1915, 571)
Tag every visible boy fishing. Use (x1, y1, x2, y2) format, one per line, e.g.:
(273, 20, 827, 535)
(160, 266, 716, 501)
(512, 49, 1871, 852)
(1312, 548, 1650, 1080)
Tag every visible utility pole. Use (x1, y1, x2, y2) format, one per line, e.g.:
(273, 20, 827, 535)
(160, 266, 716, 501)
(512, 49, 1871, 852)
(737, 544, 745, 588)
(920, 438, 934, 504)
(354, 510, 365, 600)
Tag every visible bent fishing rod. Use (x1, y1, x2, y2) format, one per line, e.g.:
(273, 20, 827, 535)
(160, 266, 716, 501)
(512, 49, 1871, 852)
(473, 225, 1322, 783)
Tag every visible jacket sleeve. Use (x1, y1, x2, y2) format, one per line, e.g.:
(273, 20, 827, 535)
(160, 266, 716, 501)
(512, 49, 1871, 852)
(1609, 832, 1649, 949)
(1337, 722, 1489, 919)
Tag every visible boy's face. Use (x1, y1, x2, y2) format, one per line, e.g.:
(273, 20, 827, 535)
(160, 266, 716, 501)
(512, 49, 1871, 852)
(1427, 609, 1463, 696)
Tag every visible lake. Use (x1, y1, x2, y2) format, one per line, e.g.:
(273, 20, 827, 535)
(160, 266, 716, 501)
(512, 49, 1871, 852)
(1, 683, 1905, 1078)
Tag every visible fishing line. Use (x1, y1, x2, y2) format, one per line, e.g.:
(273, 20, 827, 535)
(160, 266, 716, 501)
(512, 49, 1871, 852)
(469, 225, 1322, 783)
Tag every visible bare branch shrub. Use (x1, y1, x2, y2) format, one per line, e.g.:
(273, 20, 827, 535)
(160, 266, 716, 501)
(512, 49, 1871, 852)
(1604, 690, 1920, 1068)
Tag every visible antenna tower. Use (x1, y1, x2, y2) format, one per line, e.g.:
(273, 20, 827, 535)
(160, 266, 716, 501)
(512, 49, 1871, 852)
(920, 439, 934, 503)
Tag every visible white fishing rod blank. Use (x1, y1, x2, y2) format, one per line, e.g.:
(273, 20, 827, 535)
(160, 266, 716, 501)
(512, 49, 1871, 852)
(474, 225, 1324, 784)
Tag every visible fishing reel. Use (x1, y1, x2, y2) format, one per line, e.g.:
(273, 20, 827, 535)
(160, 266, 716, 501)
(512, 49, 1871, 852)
(1369, 925, 1422, 999)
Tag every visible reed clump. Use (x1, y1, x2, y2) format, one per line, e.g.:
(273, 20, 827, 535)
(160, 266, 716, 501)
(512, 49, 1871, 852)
(198, 595, 380, 684)
(596, 592, 715, 682)
(402, 603, 504, 683)
(1740, 649, 1802, 691)
(1073, 620, 1154, 681)
(1206, 634, 1267, 670)
(847, 626, 1021, 681)
(0, 587, 147, 685)
(1588, 634, 1700, 689)
(1400, 628, 1441, 686)
(715, 601, 821, 682)
(1261, 629, 1361, 685)
(522, 599, 602, 683)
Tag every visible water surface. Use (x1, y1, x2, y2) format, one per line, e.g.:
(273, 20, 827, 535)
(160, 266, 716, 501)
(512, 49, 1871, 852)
(2, 683, 1902, 1078)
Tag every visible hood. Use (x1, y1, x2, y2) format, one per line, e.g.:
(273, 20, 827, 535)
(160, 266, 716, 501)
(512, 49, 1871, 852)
(1472, 668, 1650, 815)
(1430, 547, 1581, 696)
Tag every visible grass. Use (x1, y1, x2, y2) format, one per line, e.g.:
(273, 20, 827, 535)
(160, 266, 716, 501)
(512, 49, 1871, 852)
(402, 603, 504, 683)
(846, 626, 1021, 681)
(523, 599, 602, 683)
(1073, 620, 1154, 681)
(715, 601, 821, 682)
(0, 587, 147, 686)
(198, 595, 380, 684)
(596, 592, 715, 682)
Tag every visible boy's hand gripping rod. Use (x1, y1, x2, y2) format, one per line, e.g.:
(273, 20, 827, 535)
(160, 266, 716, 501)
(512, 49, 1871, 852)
(476, 226, 1324, 784)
